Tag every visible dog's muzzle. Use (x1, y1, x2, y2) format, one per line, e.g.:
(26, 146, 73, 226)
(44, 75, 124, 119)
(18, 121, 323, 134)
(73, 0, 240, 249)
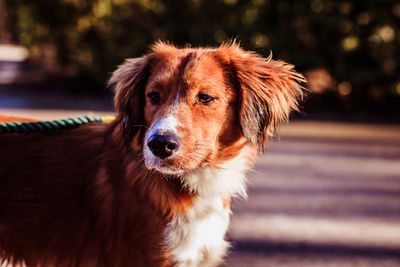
(147, 133, 180, 159)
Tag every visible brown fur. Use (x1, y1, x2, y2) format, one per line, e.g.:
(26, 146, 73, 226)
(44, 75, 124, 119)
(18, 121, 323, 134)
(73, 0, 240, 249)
(0, 42, 304, 267)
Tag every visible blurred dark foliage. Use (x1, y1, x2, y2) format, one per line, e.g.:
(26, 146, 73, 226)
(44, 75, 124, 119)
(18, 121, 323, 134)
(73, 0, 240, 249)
(2, 0, 400, 111)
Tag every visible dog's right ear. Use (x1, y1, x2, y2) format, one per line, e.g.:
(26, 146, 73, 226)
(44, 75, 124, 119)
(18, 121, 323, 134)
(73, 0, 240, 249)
(215, 43, 305, 151)
(108, 56, 151, 143)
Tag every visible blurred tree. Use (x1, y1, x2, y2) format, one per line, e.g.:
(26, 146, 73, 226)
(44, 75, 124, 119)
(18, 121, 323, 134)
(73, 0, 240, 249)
(2, 0, 400, 106)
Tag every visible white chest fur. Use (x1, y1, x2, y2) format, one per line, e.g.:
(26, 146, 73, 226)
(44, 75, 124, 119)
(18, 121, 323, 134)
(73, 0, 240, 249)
(164, 196, 230, 267)
(164, 148, 251, 266)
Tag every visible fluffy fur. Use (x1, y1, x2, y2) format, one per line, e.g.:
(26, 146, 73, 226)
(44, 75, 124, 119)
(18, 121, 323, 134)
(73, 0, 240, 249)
(0, 42, 304, 267)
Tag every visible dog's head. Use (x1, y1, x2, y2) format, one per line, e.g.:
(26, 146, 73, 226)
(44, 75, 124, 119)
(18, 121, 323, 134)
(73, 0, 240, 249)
(109, 42, 304, 176)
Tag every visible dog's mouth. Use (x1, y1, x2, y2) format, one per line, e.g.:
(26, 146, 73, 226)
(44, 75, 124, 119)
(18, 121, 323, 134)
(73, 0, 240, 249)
(143, 147, 187, 176)
(146, 161, 186, 176)
(152, 165, 186, 176)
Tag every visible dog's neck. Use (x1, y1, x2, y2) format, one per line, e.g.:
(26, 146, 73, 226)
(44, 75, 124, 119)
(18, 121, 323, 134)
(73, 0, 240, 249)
(162, 147, 253, 266)
(182, 144, 254, 198)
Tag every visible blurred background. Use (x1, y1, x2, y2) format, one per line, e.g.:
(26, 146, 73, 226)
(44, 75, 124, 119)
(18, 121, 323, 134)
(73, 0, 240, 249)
(0, 0, 399, 266)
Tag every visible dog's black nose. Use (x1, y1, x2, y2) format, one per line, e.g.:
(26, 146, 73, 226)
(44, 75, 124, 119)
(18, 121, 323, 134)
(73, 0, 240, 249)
(147, 133, 180, 159)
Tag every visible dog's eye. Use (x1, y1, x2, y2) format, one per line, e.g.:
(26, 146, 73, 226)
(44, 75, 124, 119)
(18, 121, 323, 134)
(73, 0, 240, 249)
(147, 92, 160, 105)
(198, 94, 215, 104)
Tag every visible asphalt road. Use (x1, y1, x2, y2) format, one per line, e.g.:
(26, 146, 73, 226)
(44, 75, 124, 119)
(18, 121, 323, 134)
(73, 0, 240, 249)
(1, 108, 399, 267)
(225, 121, 400, 267)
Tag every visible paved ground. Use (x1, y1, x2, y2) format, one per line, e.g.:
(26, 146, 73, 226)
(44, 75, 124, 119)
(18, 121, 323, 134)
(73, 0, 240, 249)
(1, 107, 399, 267)
(225, 121, 400, 266)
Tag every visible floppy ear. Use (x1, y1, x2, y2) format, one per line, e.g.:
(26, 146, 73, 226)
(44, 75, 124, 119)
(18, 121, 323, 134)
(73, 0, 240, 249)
(219, 45, 305, 150)
(108, 56, 151, 142)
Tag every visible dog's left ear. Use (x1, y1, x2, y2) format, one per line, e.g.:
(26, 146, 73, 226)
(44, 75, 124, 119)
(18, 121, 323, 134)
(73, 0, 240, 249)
(108, 56, 151, 143)
(218, 45, 305, 150)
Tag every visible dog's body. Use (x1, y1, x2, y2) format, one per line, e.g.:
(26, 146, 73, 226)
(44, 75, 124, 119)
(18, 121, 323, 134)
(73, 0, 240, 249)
(0, 42, 304, 267)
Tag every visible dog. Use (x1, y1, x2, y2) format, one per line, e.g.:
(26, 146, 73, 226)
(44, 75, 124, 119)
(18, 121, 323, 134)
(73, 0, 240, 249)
(0, 42, 304, 267)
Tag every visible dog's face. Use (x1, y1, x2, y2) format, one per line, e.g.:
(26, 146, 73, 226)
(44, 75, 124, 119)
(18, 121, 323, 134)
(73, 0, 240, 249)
(109, 42, 304, 175)
(142, 51, 242, 175)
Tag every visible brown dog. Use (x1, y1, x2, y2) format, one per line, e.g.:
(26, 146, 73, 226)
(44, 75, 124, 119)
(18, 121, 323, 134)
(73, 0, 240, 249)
(0, 42, 304, 267)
